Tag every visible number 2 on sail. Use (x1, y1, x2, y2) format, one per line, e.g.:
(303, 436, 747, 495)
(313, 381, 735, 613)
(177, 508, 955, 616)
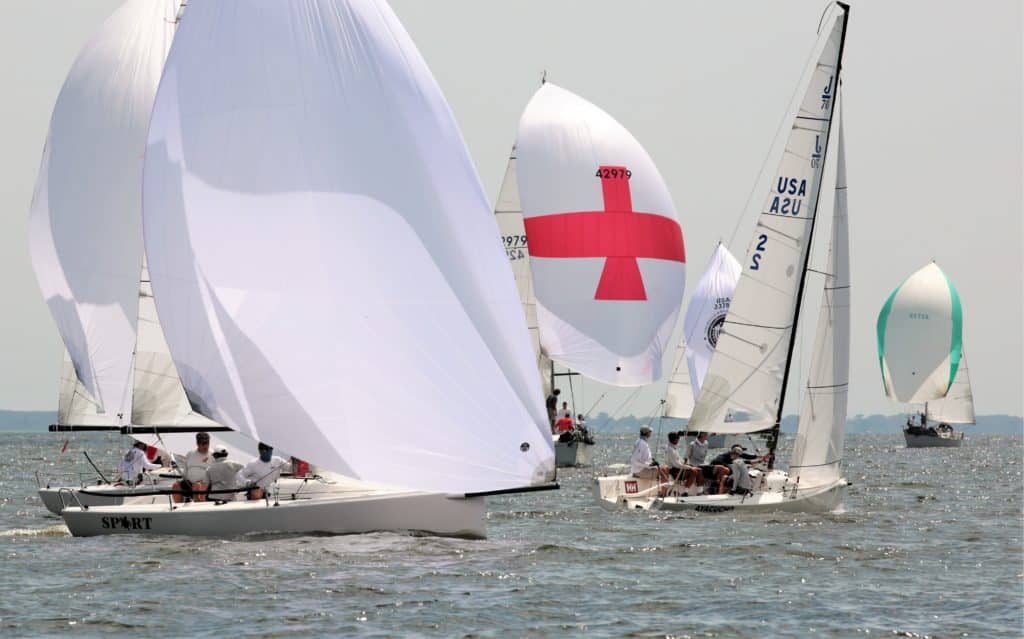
(750, 234, 768, 270)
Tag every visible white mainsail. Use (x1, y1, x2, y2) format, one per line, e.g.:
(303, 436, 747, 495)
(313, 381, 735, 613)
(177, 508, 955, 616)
(790, 109, 850, 487)
(689, 7, 847, 434)
(28, 1, 180, 423)
(494, 147, 551, 395)
(516, 83, 687, 387)
(663, 343, 695, 420)
(142, 0, 554, 494)
(876, 262, 964, 404)
(57, 351, 117, 427)
(925, 350, 975, 425)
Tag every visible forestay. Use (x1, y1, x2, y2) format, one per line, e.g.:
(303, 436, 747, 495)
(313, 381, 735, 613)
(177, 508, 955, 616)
(876, 263, 963, 404)
(516, 83, 686, 386)
(142, 0, 554, 494)
(689, 7, 847, 434)
(29, 1, 180, 422)
(494, 147, 551, 394)
(790, 112, 850, 487)
(925, 350, 975, 425)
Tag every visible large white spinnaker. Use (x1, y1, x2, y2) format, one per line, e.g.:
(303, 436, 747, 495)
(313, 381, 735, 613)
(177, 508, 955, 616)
(790, 111, 850, 487)
(29, 1, 180, 423)
(516, 83, 687, 386)
(925, 350, 975, 425)
(683, 243, 741, 400)
(665, 243, 740, 420)
(876, 262, 964, 404)
(142, 0, 554, 494)
(494, 147, 551, 395)
(689, 7, 847, 434)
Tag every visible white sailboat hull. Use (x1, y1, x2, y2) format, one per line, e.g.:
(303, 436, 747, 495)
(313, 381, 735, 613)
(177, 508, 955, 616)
(904, 430, 963, 448)
(554, 439, 594, 467)
(61, 491, 486, 539)
(39, 473, 393, 515)
(595, 472, 847, 514)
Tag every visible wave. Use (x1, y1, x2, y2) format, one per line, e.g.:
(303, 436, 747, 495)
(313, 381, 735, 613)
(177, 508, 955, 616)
(0, 524, 69, 538)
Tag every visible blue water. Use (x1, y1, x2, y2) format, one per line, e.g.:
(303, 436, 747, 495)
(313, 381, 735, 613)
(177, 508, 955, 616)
(0, 431, 1020, 638)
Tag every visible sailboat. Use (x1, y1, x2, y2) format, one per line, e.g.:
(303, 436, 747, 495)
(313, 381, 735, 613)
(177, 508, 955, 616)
(492, 145, 590, 467)
(663, 243, 743, 450)
(597, 1, 852, 513)
(510, 81, 688, 465)
(877, 263, 974, 447)
(56, 0, 555, 538)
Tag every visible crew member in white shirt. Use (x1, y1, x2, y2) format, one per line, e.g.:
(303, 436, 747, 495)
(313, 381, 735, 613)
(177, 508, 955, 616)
(204, 445, 243, 502)
(237, 442, 289, 500)
(172, 431, 213, 502)
(118, 441, 161, 486)
(629, 426, 665, 482)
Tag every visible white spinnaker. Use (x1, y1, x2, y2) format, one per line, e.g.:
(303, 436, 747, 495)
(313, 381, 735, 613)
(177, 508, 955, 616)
(516, 83, 686, 386)
(877, 263, 962, 404)
(790, 111, 849, 487)
(28, 1, 180, 422)
(683, 243, 741, 399)
(689, 8, 846, 434)
(494, 147, 551, 395)
(926, 350, 975, 425)
(143, 0, 553, 494)
(664, 342, 694, 419)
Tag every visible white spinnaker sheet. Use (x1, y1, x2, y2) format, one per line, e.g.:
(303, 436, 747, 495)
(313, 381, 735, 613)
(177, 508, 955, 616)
(689, 7, 846, 434)
(926, 350, 975, 425)
(877, 262, 963, 404)
(516, 83, 686, 386)
(791, 112, 849, 487)
(143, 0, 553, 494)
(683, 243, 741, 400)
(29, 1, 179, 422)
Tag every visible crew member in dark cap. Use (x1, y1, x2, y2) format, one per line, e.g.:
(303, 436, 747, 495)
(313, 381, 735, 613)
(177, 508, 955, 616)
(236, 442, 288, 500)
(710, 445, 769, 495)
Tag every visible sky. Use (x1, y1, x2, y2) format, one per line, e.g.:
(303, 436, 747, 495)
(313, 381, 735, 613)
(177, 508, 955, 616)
(0, 1, 1020, 419)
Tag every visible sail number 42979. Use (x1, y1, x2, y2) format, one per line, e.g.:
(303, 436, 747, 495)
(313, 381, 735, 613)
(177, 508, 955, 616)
(595, 168, 631, 179)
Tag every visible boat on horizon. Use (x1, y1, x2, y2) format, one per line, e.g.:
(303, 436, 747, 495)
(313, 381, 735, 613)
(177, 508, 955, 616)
(877, 262, 975, 448)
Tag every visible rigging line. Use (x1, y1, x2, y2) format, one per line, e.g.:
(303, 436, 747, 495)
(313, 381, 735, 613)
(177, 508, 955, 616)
(806, 382, 849, 389)
(596, 388, 641, 430)
(789, 458, 842, 469)
(725, 320, 791, 331)
(584, 391, 608, 418)
(807, 267, 835, 277)
(725, 24, 829, 251)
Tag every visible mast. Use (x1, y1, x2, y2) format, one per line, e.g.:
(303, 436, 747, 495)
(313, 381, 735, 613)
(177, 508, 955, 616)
(769, 2, 849, 468)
